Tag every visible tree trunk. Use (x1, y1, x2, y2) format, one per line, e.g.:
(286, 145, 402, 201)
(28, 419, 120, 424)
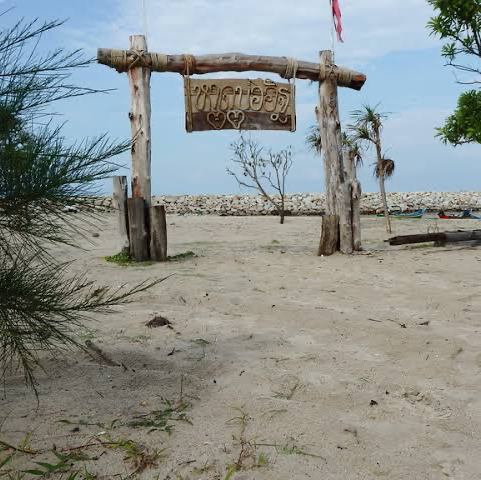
(319, 215, 339, 256)
(128, 197, 150, 261)
(318, 50, 353, 254)
(112, 175, 129, 255)
(351, 179, 362, 251)
(373, 126, 391, 234)
(343, 151, 362, 251)
(379, 174, 392, 234)
(150, 205, 168, 262)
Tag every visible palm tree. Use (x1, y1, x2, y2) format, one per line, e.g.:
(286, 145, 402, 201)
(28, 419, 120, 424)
(341, 132, 363, 169)
(307, 127, 365, 250)
(341, 133, 364, 250)
(349, 104, 395, 233)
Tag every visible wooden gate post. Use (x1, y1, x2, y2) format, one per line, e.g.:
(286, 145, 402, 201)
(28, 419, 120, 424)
(129, 35, 152, 206)
(112, 176, 130, 255)
(317, 50, 353, 255)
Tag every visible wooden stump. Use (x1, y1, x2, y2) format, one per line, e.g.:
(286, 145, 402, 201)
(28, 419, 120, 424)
(150, 205, 168, 262)
(128, 197, 149, 261)
(112, 176, 130, 255)
(319, 215, 340, 256)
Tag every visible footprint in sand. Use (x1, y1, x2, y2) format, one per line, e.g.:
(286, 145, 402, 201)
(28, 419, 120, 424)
(402, 388, 452, 419)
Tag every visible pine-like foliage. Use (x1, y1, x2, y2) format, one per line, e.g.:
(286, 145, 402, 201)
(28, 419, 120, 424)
(0, 17, 164, 390)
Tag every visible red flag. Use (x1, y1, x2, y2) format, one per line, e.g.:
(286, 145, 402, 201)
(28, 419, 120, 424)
(331, 0, 344, 43)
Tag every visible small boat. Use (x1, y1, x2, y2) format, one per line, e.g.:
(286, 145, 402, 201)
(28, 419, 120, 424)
(438, 209, 481, 220)
(377, 207, 426, 218)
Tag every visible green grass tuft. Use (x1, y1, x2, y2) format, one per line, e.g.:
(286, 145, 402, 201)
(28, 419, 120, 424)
(168, 251, 196, 261)
(105, 250, 196, 266)
(105, 252, 154, 267)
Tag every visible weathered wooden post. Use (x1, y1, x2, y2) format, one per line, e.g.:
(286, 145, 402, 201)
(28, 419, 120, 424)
(127, 35, 153, 260)
(128, 35, 152, 206)
(317, 50, 353, 255)
(112, 176, 130, 255)
(150, 205, 168, 261)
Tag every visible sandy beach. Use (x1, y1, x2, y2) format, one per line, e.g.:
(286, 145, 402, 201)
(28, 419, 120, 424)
(1, 213, 481, 479)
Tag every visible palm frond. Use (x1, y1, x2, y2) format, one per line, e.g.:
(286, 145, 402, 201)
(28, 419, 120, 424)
(349, 124, 374, 144)
(306, 125, 322, 154)
(374, 157, 395, 179)
(349, 103, 389, 136)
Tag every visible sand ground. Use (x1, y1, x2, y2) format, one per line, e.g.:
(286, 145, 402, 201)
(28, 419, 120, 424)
(1, 213, 481, 480)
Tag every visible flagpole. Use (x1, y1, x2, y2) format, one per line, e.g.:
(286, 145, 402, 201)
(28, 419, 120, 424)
(329, 0, 336, 62)
(140, 0, 149, 46)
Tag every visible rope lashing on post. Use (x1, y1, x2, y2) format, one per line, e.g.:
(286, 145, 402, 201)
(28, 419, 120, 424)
(282, 57, 298, 132)
(128, 49, 150, 69)
(318, 62, 351, 87)
(337, 68, 353, 87)
(109, 49, 168, 72)
(183, 54, 196, 133)
(318, 64, 334, 82)
(110, 49, 127, 72)
(282, 57, 298, 80)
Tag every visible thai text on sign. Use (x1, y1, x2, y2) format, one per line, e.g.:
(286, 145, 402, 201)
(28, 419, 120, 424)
(184, 78, 296, 132)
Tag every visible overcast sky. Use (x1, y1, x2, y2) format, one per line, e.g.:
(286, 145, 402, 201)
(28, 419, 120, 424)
(4, 0, 481, 194)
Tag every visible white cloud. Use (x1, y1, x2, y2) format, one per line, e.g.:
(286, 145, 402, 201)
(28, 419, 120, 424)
(78, 0, 437, 68)
(61, 1, 481, 194)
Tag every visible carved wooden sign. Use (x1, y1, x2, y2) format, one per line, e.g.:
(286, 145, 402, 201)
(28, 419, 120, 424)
(184, 78, 296, 132)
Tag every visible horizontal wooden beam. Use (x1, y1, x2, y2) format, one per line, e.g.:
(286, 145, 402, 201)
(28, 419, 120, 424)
(97, 49, 366, 91)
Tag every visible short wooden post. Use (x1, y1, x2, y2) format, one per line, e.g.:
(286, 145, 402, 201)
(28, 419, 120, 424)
(318, 50, 353, 255)
(150, 205, 168, 262)
(318, 215, 339, 256)
(112, 176, 130, 255)
(128, 197, 149, 261)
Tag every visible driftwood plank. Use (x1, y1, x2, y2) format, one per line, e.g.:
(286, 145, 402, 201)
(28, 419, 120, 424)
(184, 78, 296, 132)
(387, 230, 481, 246)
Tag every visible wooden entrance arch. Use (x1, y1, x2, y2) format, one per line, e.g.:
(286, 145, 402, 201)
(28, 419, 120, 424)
(97, 35, 367, 260)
